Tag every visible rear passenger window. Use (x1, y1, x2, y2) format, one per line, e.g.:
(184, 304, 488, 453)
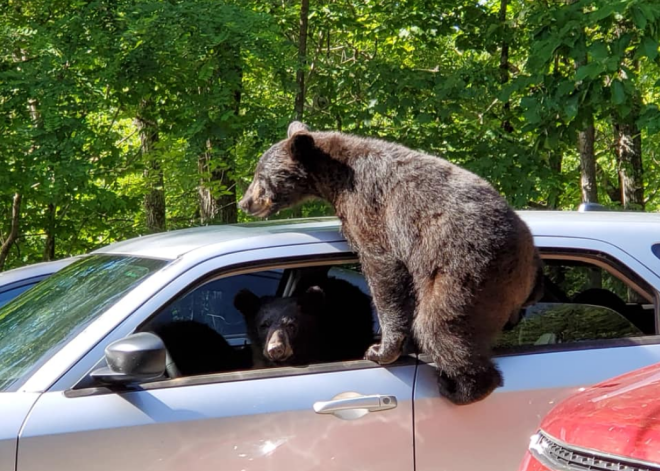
(496, 258, 655, 351)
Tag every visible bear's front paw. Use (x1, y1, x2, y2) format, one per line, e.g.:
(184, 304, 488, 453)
(364, 343, 401, 365)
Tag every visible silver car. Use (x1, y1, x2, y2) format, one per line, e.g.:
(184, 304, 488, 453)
(2, 211, 660, 471)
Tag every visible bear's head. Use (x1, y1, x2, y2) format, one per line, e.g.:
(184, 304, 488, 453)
(238, 121, 317, 218)
(233, 286, 325, 364)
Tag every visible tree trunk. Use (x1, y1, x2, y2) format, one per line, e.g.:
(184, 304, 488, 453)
(294, 0, 310, 123)
(615, 118, 644, 210)
(289, 0, 310, 218)
(547, 152, 563, 209)
(198, 140, 238, 225)
(611, 21, 644, 212)
(567, 0, 598, 204)
(197, 48, 242, 225)
(135, 100, 166, 233)
(0, 194, 22, 271)
(499, 0, 513, 133)
(578, 120, 598, 203)
(43, 203, 56, 261)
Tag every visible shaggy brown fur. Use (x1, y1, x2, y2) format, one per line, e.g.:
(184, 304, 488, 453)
(239, 121, 543, 405)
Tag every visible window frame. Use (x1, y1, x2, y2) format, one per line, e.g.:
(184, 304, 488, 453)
(492, 247, 660, 357)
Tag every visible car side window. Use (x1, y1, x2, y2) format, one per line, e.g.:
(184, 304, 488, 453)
(496, 258, 655, 351)
(138, 262, 381, 380)
(147, 270, 284, 341)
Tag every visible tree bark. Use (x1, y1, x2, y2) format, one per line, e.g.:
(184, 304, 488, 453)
(578, 119, 598, 203)
(547, 152, 563, 209)
(499, 0, 513, 133)
(294, 0, 310, 123)
(567, 0, 598, 204)
(43, 203, 56, 261)
(198, 140, 238, 225)
(611, 21, 644, 212)
(615, 118, 644, 210)
(197, 48, 242, 225)
(0, 194, 22, 271)
(288, 0, 310, 218)
(135, 100, 166, 233)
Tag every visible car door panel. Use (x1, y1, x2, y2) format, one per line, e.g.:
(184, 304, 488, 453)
(414, 343, 660, 471)
(414, 236, 660, 471)
(0, 393, 39, 471)
(20, 364, 415, 471)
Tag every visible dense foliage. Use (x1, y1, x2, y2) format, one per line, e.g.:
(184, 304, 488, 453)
(1, 0, 659, 269)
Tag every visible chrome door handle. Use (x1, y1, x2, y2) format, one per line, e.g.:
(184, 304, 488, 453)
(313, 393, 398, 414)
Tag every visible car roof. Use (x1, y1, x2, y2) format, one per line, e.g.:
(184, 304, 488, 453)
(91, 217, 343, 260)
(90, 211, 660, 262)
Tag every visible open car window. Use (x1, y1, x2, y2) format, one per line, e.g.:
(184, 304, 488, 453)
(136, 262, 382, 382)
(495, 256, 656, 353)
(497, 302, 644, 349)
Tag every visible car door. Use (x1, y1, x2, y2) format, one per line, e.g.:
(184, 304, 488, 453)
(17, 245, 416, 471)
(414, 236, 660, 471)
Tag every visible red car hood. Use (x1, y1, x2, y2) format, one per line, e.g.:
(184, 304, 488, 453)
(540, 361, 660, 464)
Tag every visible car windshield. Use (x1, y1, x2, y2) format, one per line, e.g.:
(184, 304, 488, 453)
(0, 255, 167, 391)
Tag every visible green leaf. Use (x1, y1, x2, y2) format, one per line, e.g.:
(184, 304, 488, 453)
(415, 113, 433, 124)
(575, 62, 603, 81)
(589, 41, 609, 62)
(631, 7, 647, 30)
(198, 61, 215, 81)
(564, 94, 579, 121)
(612, 80, 626, 105)
(557, 80, 576, 96)
(589, 3, 620, 22)
(641, 36, 659, 60)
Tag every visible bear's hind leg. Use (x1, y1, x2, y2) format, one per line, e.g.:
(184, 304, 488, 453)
(414, 302, 503, 405)
(361, 258, 415, 365)
(436, 358, 503, 406)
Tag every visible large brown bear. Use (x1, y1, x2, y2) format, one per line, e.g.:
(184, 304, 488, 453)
(238, 121, 543, 405)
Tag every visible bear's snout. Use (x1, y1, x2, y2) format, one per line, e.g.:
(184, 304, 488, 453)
(238, 195, 252, 212)
(239, 183, 273, 218)
(265, 329, 292, 361)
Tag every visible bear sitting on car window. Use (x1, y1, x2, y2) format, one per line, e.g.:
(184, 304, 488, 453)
(234, 276, 374, 367)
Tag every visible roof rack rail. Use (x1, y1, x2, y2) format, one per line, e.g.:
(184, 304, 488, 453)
(577, 202, 608, 212)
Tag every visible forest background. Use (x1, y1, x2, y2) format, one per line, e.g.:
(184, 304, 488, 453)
(1, 0, 659, 271)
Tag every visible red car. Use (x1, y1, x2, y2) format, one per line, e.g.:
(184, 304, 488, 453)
(519, 361, 660, 471)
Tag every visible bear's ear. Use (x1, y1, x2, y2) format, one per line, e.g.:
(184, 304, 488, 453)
(289, 133, 315, 161)
(298, 285, 325, 313)
(234, 289, 260, 318)
(287, 121, 315, 161)
(287, 121, 310, 138)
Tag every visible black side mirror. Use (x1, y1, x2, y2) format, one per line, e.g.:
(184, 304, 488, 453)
(91, 332, 168, 385)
